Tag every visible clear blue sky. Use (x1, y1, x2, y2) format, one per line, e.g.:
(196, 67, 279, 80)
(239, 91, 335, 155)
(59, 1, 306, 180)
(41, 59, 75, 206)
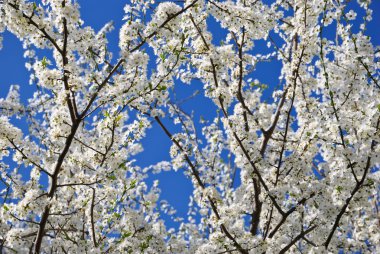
(0, 0, 379, 230)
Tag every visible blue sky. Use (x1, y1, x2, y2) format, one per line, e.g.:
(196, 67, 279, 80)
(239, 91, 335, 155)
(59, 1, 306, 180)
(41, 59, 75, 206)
(0, 0, 379, 230)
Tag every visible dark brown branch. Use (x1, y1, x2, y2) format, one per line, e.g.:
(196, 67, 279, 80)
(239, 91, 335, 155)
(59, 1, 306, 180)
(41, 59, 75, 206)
(9, 213, 39, 225)
(8, 3, 63, 54)
(90, 188, 97, 248)
(129, 0, 199, 53)
(72, 137, 105, 155)
(275, 80, 296, 185)
(259, 88, 288, 156)
(7, 138, 52, 177)
(324, 117, 379, 248)
(279, 225, 317, 254)
(33, 205, 50, 253)
(57, 180, 100, 188)
(324, 160, 373, 249)
(100, 120, 117, 167)
(189, 14, 210, 51)
(80, 59, 125, 119)
(61, 15, 78, 123)
(259, 36, 303, 157)
(154, 116, 248, 254)
(249, 178, 262, 235)
(268, 192, 315, 238)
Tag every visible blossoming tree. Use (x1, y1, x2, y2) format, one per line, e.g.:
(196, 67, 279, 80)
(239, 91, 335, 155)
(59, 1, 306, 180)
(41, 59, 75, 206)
(0, 0, 379, 253)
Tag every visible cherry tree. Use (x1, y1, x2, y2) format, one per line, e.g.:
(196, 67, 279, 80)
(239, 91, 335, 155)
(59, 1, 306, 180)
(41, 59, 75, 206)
(0, 0, 379, 253)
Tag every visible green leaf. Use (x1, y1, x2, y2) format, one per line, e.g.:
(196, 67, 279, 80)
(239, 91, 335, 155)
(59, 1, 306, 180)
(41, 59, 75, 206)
(130, 179, 137, 189)
(139, 235, 153, 251)
(140, 242, 149, 251)
(336, 186, 343, 194)
(157, 85, 167, 92)
(107, 174, 117, 180)
(33, 2, 37, 10)
(122, 232, 132, 239)
(118, 163, 128, 171)
(250, 81, 267, 89)
(115, 115, 122, 123)
(41, 56, 49, 69)
(139, 121, 144, 130)
(3, 205, 9, 211)
(159, 52, 166, 62)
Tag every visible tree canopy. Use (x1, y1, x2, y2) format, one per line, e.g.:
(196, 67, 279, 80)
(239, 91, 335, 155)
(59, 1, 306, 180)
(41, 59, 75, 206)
(0, 0, 379, 253)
